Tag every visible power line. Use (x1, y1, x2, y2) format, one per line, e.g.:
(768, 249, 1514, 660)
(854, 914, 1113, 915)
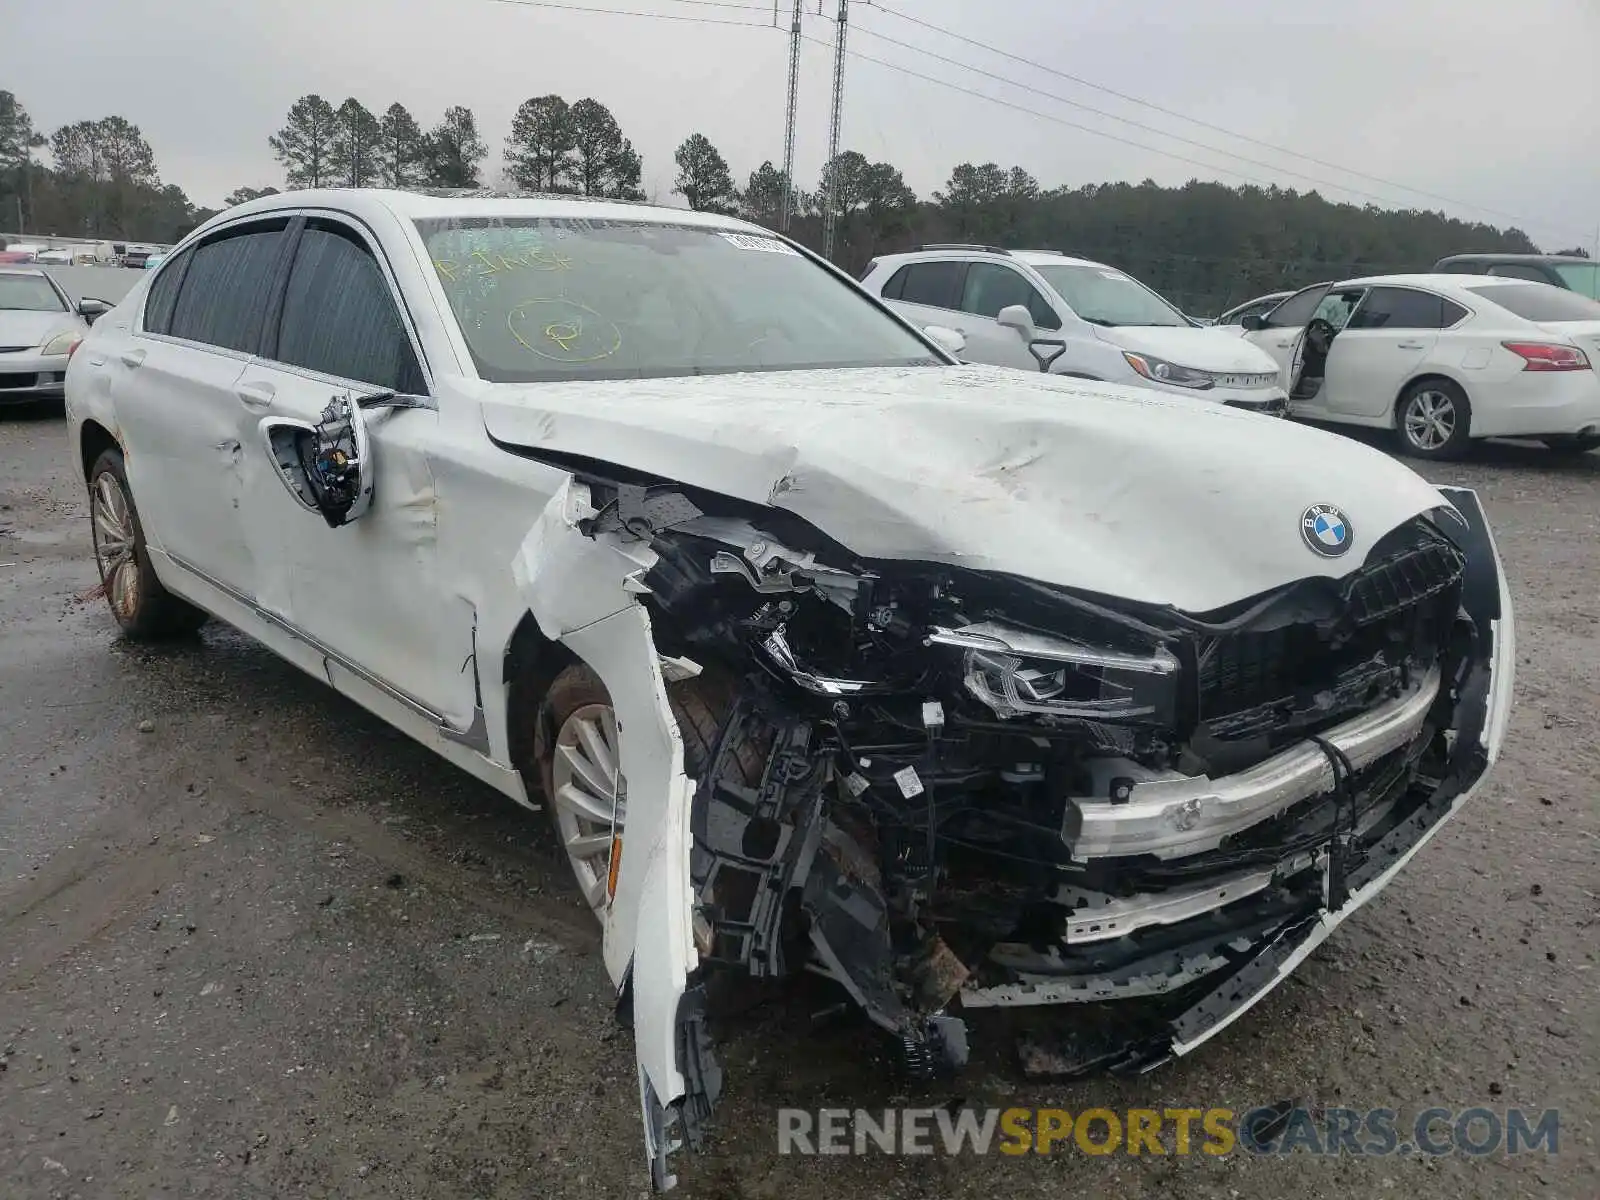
(486, 0, 774, 28)
(797, 33, 1292, 192)
(865, 0, 1579, 239)
(848, 24, 1474, 217)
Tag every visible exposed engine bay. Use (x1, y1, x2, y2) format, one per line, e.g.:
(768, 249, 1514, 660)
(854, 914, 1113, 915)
(515, 461, 1510, 1191)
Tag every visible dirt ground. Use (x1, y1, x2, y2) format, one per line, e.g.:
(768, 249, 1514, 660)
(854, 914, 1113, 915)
(1, 406, 1595, 1200)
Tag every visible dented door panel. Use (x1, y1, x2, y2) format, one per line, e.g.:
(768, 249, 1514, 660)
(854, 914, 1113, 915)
(114, 340, 255, 597)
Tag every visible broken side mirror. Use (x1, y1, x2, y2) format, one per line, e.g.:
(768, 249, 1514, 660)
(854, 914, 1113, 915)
(996, 304, 1035, 339)
(1240, 312, 1267, 332)
(262, 392, 375, 528)
(923, 325, 966, 357)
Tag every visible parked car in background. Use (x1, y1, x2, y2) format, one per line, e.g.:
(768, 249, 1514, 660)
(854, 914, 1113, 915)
(143, 253, 166, 270)
(64, 187, 1513, 1192)
(0, 266, 110, 405)
(1434, 253, 1600, 299)
(1239, 273, 1600, 458)
(1216, 290, 1293, 329)
(860, 245, 1288, 413)
(36, 244, 113, 266)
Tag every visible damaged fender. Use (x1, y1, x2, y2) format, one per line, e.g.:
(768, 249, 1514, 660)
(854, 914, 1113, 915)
(511, 476, 706, 1189)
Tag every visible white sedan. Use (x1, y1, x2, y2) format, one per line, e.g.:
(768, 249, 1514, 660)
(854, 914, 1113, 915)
(65, 190, 1514, 1190)
(1240, 273, 1600, 458)
(0, 266, 111, 406)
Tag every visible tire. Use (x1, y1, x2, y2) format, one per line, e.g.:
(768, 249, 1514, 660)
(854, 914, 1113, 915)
(1541, 434, 1600, 456)
(1395, 380, 1473, 460)
(529, 662, 764, 917)
(87, 447, 208, 640)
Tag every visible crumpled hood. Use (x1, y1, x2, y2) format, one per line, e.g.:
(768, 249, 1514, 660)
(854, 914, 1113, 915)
(478, 364, 1450, 613)
(1093, 324, 1280, 373)
(0, 309, 75, 349)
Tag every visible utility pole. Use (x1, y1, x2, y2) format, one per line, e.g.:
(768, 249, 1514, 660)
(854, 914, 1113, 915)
(779, 0, 802, 231)
(820, 0, 848, 261)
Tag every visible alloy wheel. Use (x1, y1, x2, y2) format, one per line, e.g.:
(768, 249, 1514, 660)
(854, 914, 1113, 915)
(91, 472, 140, 623)
(1403, 389, 1456, 452)
(548, 702, 624, 914)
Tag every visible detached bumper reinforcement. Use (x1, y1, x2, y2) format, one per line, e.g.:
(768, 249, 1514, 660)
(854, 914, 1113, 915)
(1068, 666, 1442, 860)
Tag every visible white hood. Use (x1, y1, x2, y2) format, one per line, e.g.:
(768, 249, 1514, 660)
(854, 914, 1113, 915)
(0, 309, 76, 349)
(479, 365, 1448, 613)
(1093, 324, 1280, 373)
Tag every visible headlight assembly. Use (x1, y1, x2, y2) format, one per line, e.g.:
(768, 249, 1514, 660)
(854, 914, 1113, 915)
(928, 621, 1179, 722)
(41, 330, 83, 357)
(1122, 351, 1214, 390)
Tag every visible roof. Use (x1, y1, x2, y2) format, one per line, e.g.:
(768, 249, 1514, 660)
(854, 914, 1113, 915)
(1434, 252, 1593, 265)
(1336, 272, 1525, 290)
(874, 245, 1114, 270)
(0, 264, 48, 276)
(212, 186, 766, 236)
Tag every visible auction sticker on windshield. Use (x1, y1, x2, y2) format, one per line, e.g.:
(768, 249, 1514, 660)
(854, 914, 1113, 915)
(720, 231, 800, 254)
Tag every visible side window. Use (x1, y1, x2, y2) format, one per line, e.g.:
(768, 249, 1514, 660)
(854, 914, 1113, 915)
(1263, 286, 1325, 328)
(880, 265, 908, 300)
(1311, 289, 1365, 330)
(897, 261, 965, 310)
(960, 262, 1060, 330)
(1437, 260, 1477, 274)
(142, 249, 188, 334)
(1488, 263, 1552, 284)
(167, 221, 289, 352)
(1347, 287, 1452, 330)
(274, 221, 425, 393)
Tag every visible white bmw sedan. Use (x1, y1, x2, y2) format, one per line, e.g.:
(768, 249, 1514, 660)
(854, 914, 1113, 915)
(66, 190, 1514, 1191)
(1240, 272, 1600, 459)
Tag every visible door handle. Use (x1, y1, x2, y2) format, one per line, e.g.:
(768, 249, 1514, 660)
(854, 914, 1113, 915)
(119, 348, 146, 368)
(1275, 340, 1294, 348)
(1396, 341, 1425, 350)
(235, 380, 276, 410)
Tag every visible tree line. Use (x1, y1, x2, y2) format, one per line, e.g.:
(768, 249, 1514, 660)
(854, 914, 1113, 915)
(4, 83, 1561, 315)
(1, 90, 213, 243)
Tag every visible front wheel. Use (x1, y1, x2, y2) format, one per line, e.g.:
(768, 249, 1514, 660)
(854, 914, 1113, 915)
(530, 663, 761, 918)
(1395, 380, 1473, 460)
(88, 447, 208, 640)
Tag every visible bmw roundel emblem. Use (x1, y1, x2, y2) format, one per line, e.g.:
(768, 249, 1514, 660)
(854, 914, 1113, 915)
(1301, 504, 1353, 557)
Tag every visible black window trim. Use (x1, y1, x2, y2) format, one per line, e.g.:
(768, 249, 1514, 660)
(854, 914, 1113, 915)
(138, 215, 295, 358)
(258, 208, 435, 398)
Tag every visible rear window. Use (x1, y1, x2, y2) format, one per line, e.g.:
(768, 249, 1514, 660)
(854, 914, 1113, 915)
(1465, 283, 1600, 323)
(1553, 262, 1600, 300)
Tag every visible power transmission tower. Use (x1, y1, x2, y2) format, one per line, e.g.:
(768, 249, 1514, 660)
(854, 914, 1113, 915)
(779, 0, 802, 231)
(821, 0, 849, 261)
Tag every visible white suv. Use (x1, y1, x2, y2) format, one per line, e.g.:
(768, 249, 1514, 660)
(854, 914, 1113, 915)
(67, 191, 1511, 1192)
(861, 245, 1288, 413)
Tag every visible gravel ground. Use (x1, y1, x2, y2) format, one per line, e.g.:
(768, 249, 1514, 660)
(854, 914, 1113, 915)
(1, 407, 1595, 1199)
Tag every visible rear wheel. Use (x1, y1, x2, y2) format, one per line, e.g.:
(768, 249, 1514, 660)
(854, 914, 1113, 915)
(88, 447, 208, 640)
(1541, 433, 1600, 456)
(1395, 380, 1473, 460)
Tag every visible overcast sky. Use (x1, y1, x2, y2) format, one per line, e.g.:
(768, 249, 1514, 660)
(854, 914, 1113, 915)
(5, 0, 1597, 248)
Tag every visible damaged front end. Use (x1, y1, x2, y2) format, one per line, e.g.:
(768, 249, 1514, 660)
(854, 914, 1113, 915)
(514, 473, 1513, 1191)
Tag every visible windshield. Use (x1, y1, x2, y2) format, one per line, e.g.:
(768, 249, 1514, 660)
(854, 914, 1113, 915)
(414, 217, 943, 382)
(0, 272, 67, 312)
(1032, 263, 1188, 327)
(1466, 282, 1600, 323)
(1553, 263, 1600, 300)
